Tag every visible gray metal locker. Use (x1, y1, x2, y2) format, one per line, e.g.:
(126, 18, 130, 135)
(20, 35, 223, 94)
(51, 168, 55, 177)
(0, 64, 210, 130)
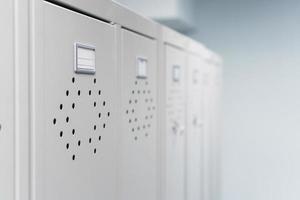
(32, 2, 118, 200)
(164, 44, 186, 200)
(119, 29, 158, 200)
(185, 41, 223, 200)
(186, 53, 206, 200)
(0, 1, 222, 200)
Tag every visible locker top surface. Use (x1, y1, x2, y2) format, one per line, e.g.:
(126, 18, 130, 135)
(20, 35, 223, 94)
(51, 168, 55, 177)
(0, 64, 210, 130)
(187, 38, 223, 64)
(160, 25, 223, 65)
(49, 0, 159, 39)
(160, 25, 188, 50)
(186, 37, 211, 59)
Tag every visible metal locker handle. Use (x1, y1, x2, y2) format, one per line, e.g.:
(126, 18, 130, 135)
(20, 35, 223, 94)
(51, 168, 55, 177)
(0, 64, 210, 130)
(172, 121, 179, 135)
(179, 126, 185, 136)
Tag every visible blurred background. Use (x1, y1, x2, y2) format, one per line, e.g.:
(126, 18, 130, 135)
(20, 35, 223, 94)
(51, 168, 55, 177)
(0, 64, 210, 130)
(115, 0, 300, 199)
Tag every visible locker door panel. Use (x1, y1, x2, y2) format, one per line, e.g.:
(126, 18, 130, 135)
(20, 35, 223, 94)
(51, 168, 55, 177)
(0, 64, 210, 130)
(165, 45, 186, 200)
(119, 29, 158, 200)
(34, 3, 118, 200)
(186, 54, 205, 200)
(0, 1, 14, 200)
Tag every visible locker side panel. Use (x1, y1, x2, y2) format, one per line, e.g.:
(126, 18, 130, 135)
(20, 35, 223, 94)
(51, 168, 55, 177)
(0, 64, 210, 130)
(119, 29, 158, 200)
(165, 45, 186, 200)
(0, 1, 15, 200)
(33, 2, 118, 200)
(209, 63, 222, 200)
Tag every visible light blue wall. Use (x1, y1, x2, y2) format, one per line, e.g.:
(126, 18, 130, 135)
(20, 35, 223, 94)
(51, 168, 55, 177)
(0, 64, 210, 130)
(190, 0, 300, 200)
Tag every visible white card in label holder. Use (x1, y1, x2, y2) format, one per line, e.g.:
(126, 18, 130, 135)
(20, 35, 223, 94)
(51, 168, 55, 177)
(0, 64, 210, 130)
(172, 65, 181, 82)
(74, 43, 96, 74)
(136, 56, 148, 79)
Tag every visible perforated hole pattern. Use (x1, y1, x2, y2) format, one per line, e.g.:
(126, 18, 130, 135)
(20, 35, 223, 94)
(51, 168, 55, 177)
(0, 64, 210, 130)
(126, 79, 155, 141)
(52, 77, 111, 161)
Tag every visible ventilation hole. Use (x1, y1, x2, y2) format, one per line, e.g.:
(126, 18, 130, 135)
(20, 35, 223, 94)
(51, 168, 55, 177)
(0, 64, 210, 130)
(77, 90, 81, 96)
(53, 118, 57, 125)
(107, 112, 110, 117)
(126, 110, 129, 114)
(66, 143, 69, 149)
(59, 131, 63, 137)
(94, 102, 97, 107)
(103, 123, 106, 128)
(89, 90, 92, 95)
(78, 140, 81, 146)
(72, 155, 75, 160)
(98, 90, 101, 95)
(72, 129, 75, 135)
(132, 90, 135, 94)
(98, 113, 102, 118)
(94, 78, 97, 84)
(72, 77, 75, 83)
(129, 100, 132, 104)
(132, 109, 134, 113)
(134, 99, 138, 103)
(66, 90, 69, 96)
(137, 90, 140, 94)
(134, 136, 138, 140)
(59, 104, 63, 110)
(137, 126, 140, 131)
(132, 128, 135, 132)
(143, 125, 146, 129)
(134, 118, 137, 122)
(66, 117, 69, 123)
(94, 125, 97, 130)
(94, 148, 97, 154)
(98, 136, 102, 141)
(135, 81, 138, 85)
(103, 101, 106, 106)
(145, 133, 149, 137)
(89, 138, 92, 143)
(129, 119, 132, 123)
(72, 103, 75, 109)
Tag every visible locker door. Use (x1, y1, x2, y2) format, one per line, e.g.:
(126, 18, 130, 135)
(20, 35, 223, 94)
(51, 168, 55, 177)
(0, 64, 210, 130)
(0, 1, 14, 200)
(165, 45, 186, 200)
(119, 29, 158, 200)
(33, 2, 118, 200)
(186, 54, 205, 200)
